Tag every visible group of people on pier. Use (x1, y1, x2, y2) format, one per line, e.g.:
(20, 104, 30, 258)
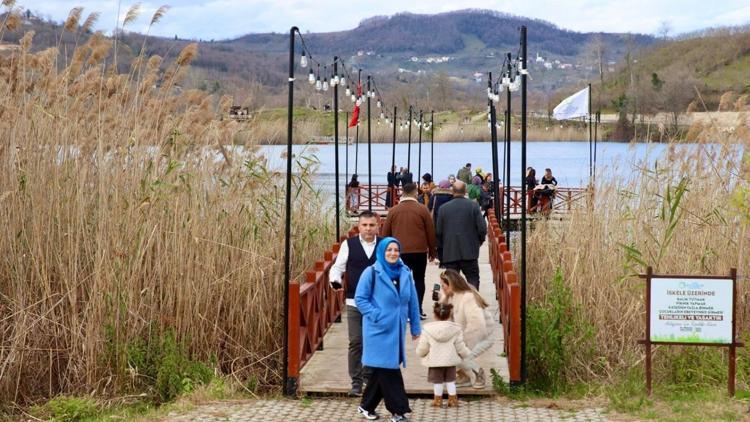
(525, 167, 558, 213)
(345, 161, 559, 216)
(330, 179, 491, 421)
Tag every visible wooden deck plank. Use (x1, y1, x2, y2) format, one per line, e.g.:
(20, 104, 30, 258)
(299, 242, 509, 395)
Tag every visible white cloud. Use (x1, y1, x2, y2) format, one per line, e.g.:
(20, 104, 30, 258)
(19, 0, 750, 40)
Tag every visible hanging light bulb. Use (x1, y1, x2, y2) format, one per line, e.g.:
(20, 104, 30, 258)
(510, 76, 521, 92)
(315, 70, 322, 91)
(323, 78, 329, 91)
(300, 51, 308, 68)
(340, 75, 346, 86)
(345, 86, 351, 96)
(332, 74, 339, 86)
(351, 94, 356, 102)
(380, 112, 384, 119)
(501, 74, 510, 88)
(377, 100, 381, 108)
(385, 117, 390, 124)
(308, 69, 315, 84)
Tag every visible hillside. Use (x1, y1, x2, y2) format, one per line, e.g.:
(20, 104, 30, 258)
(2, 8, 655, 111)
(598, 27, 750, 115)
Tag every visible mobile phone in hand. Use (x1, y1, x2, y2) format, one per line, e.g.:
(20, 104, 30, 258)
(331, 281, 343, 290)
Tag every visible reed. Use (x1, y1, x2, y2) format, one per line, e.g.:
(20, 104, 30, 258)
(524, 135, 750, 386)
(0, 18, 332, 405)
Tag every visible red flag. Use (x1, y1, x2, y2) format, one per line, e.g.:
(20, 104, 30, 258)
(348, 82, 362, 128)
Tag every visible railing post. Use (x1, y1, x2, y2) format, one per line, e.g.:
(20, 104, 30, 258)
(287, 281, 301, 395)
(507, 272, 522, 384)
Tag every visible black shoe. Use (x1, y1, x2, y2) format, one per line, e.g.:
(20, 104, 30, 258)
(358, 406, 380, 420)
(419, 312, 427, 321)
(349, 384, 363, 397)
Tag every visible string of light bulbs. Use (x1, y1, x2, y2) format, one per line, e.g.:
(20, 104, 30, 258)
(294, 27, 430, 134)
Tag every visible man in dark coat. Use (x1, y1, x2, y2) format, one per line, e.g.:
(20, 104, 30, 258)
(435, 181, 487, 289)
(381, 183, 437, 319)
(386, 165, 399, 208)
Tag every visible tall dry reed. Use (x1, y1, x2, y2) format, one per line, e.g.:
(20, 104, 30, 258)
(0, 23, 332, 404)
(524, 136, 750, 385)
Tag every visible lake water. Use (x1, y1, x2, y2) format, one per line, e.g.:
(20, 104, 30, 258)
(259, 141, 677, 193)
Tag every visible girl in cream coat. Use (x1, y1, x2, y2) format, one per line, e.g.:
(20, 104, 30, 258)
(438, 269, 494, 388)
(416, 303, 472, 407)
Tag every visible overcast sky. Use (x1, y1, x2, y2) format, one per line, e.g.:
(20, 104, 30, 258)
(26, 1, 750, 41)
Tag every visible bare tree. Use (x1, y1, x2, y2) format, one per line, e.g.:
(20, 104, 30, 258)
(657, 20, 672, 40)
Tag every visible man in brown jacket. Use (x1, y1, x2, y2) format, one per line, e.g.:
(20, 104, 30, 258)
(381, 182, 437, 319)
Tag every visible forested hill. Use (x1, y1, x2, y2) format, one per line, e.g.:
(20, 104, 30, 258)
(4, 8, 655, 108)
(234, 9, 652, 60)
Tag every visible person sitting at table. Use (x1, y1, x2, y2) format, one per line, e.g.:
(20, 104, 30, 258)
(525, 167, 538, 212)
(538, 168, 558, 210)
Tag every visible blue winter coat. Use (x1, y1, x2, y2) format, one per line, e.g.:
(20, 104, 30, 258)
(355, 261, 422, 369)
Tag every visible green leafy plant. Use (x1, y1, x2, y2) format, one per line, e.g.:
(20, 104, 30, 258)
(525, 268, 596, 394)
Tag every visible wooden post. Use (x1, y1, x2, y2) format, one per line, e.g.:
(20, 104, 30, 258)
(729, 267, 737, 397)
(287, 281, 301, 393)
(645, 266, 653, 396)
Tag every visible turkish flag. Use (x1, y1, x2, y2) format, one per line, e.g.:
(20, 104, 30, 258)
(348, 82, 362, 128)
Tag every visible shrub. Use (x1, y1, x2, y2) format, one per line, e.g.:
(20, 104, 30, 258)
(525, 268, 596, 393)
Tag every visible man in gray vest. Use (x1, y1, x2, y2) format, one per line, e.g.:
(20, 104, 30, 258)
(330, 211, 381, 396)
(436, 181, 487, 289)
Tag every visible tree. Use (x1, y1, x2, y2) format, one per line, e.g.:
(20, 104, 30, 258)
(433, 72, 453, 109)
(657, 20, 672, 40)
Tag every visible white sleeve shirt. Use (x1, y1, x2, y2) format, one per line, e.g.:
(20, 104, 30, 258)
(329, 235, 377, 307)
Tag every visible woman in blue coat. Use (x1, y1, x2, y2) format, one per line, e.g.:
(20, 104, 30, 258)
(355, 237, 422, 422)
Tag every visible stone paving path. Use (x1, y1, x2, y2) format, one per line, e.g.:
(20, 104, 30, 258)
(168, 398, 609, 421)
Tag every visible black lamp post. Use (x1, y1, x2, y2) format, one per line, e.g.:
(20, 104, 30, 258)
(283, 25, 297, 397)
(345, 111, 349, 184)
(367, 75, 372, 211)
(407, 106, 412, 175)
(390, 106, 397, 207)
(333, 57, 340, 242)
(505, 54, 512, 241)
(430, 110, 434, 176)
(489, 72, 500, 223)
(417, 109, 423, 182)
(519, 24, 528, 386)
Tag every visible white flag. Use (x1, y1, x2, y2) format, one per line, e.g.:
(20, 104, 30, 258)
(553, 86, 589, 120)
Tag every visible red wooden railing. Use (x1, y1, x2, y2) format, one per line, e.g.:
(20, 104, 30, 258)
(287, 226, 359, 384)
(487, 210, 522, 383)
(346, 185, 403, 213)
(348, 184, 588, 216)
(499, 186, 589, 215)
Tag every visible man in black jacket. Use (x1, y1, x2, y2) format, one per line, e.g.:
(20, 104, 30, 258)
(435, 181, 487, 289)
(386, 165, 399, 208)
(329, 211, 381, 396)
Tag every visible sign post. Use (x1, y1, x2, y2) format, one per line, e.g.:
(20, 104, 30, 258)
(639, 267, 743, 396)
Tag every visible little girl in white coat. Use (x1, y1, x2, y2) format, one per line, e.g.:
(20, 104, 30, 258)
(415, 302, 472, 407)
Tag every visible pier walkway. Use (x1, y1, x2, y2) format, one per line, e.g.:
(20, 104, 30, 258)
(298, 241, 508, 395)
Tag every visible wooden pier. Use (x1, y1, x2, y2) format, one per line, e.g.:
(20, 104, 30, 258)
(298, 242, 509, 395)
(286, 210, 523, 395)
